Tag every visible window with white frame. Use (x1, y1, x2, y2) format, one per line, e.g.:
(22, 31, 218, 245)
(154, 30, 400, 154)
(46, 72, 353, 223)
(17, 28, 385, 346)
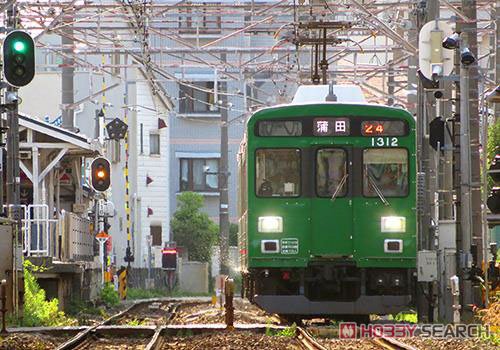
(150, 132, 160, 155)
(180, 158, 219, 192)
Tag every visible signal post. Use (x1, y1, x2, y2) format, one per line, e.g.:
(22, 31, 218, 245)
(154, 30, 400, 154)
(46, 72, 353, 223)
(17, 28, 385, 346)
(2, 2, 36, 316)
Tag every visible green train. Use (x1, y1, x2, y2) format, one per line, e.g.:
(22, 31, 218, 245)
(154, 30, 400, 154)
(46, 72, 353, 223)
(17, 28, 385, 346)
(237, 86, 416, 319)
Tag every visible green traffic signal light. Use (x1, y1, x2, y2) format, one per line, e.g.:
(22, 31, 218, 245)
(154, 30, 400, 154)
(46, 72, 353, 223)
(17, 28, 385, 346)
(3, 30, 35, 87)
(13, 40, 26, 53)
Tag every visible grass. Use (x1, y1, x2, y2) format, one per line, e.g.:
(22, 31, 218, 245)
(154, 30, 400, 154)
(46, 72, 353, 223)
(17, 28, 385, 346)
(266, 322, 297, 337)
(390, 311, 418, 323)
(126, 318, 146, 326)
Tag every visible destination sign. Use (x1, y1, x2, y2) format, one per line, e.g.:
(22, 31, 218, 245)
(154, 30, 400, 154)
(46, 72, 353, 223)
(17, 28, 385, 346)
(361, 120, 406, 136)
(256, 118, 408, 137)
(313, 118, 350, 136)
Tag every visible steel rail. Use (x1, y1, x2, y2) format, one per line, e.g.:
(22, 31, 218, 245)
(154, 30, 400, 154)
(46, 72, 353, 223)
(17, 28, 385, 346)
(372, 336, 418, 350)
(296, 327, 328, 350)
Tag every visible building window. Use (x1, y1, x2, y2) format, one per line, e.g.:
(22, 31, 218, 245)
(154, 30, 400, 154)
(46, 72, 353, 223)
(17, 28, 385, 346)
(180, 158, 219, 192)
(150, 225, 162, 246)
(179, 82, 219, 114)
(178, 4, 221, 35)
(150, 132, 160, 155)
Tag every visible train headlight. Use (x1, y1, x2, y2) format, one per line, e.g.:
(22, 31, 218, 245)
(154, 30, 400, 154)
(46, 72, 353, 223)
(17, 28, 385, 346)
(258, 216, 283, 233)
(381, 216, 406, 232)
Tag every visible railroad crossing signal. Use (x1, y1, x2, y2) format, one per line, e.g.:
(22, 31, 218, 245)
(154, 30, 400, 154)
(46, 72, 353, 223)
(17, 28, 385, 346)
(91, 157, 111, 192)
(162, 248, 177, 270)
(3, 30, 35, 87)
(487, 153, 500, 214)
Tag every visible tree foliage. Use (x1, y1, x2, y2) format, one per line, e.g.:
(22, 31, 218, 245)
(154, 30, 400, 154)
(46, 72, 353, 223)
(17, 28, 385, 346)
(23, 260, 74, 327)
(487, 118, 500, 164)
(487, 119, 500, 189)
(171, 192, 218, 262)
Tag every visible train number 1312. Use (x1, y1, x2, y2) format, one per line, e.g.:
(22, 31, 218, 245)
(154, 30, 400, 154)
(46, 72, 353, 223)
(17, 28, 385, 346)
(371, 137, 399, 147)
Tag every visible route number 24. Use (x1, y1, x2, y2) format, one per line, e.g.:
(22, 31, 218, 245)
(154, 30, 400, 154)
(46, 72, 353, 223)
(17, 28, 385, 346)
(371, 137, 399, 147)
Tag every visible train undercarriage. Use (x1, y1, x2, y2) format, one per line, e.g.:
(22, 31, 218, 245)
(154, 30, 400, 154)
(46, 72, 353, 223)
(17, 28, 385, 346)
(242, 263, 416, 319)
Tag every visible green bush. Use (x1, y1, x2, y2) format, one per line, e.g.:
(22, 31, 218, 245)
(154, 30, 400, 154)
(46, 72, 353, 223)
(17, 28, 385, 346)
(22, 260, 75, 327)
(99, 283, 120, 307)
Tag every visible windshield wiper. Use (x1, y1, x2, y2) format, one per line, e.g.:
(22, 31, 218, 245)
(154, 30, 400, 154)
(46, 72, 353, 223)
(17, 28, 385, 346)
(330, 173, 348, 202)
(367, 173, 389, 206)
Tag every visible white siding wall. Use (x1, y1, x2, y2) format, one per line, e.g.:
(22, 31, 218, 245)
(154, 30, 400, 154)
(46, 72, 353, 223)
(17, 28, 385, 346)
(135, 79, 170, 267)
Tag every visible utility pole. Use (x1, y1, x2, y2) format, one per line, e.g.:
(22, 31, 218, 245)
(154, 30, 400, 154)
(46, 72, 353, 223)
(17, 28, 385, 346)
(462, 0, 483, 273)
(61, 14, 75, 131)
(455, 0, 480, 321)
(415, 0, 439, 323)
(219, 53, 230, 276)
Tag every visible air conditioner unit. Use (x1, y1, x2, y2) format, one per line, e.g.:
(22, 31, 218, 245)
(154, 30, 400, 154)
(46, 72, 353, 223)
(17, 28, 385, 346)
(19, 151, 31, 160)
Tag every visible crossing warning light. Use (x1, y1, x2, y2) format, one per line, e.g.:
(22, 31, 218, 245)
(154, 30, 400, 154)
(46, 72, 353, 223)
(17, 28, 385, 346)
(91, 157, 111, 192)
(162, 248, 177, 270)
(3, 30, 35, 87)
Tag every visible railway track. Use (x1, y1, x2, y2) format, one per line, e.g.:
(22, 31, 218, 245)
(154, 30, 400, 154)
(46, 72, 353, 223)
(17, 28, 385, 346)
(296, 327, 328, 350)
(299, 323, 419, 350)
(3, 298, 428, 350)
(372, 336, 418, 350)
(57, 299, 181, 350)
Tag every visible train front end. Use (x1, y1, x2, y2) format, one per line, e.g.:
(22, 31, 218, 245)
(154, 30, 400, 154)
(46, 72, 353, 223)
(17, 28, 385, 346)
(238, 87, 416, 318)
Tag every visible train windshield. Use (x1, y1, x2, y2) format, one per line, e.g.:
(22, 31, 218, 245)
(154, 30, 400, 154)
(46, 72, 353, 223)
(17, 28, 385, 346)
(363, 149, 408, 197)
(316, 149, 347, 197)
(255, 149, 301, 197)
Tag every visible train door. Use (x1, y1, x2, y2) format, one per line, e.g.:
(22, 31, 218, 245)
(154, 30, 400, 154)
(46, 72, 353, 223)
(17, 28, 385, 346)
(310, 147, 353, 257)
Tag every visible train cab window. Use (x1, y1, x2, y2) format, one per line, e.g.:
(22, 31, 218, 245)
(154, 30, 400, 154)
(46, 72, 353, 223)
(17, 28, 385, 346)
(255, 149, 300, 197)
(258, 121, 302, 136)
(316, 149, 347, 197)
(363, 149, 408, 197)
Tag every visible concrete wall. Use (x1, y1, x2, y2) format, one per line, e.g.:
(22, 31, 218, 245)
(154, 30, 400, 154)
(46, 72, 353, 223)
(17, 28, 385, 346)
(178, 260, 209, 294)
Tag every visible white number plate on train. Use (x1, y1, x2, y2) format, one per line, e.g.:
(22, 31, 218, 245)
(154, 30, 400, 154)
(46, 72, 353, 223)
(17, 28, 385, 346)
(371, 137, 399, 147)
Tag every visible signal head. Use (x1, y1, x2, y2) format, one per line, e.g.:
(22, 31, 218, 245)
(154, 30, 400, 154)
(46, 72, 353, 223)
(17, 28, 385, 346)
(460, 47, 476, 66)
(91, 157, 111, 192)
(3, 30, 35, 87)
(442, 32, 460, 50)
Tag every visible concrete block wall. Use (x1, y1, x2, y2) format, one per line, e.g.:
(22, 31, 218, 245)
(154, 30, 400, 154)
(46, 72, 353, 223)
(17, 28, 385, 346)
(178, 260, 209, 294)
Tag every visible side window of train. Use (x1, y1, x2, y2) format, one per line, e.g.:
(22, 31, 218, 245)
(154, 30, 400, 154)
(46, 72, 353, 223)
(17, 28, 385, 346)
(363, 148, 408, 197)
(255, 149, 301, 197)
(316, 149, 347, 197)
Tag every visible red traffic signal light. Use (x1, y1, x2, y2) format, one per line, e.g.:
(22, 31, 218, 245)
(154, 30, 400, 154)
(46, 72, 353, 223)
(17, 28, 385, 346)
(3, 30, 35, 87)
(91, 157, 111, 192)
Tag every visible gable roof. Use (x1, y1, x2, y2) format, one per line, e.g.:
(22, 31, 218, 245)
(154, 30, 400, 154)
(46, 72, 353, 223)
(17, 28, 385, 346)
(19, 113, 100, 152)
